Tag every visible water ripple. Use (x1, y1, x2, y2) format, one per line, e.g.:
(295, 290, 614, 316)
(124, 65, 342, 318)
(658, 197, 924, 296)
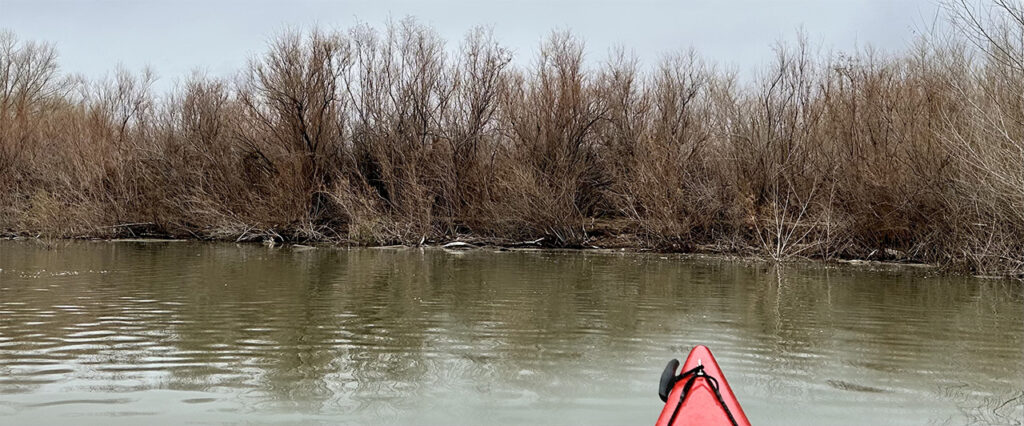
(0, 241, 1020, 425)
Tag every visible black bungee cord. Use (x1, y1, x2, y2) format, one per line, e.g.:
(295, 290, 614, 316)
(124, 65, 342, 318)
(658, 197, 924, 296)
(663, 364, 739, 426)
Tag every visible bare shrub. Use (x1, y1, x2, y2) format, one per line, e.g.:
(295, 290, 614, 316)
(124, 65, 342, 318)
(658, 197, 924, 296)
(234, 28, 350, 239)
(1, 1, 1023, 275)
(498, 32, 608, 246)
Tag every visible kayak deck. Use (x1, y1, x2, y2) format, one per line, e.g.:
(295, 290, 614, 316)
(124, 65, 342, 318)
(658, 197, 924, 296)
(656, 345, 750, 426)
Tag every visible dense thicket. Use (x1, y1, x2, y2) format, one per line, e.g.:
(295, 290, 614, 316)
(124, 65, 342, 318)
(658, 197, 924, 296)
(2, 2, 1022, 275)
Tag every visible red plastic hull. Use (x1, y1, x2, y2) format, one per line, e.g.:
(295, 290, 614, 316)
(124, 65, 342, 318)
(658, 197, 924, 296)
(655, 345, 750, 426)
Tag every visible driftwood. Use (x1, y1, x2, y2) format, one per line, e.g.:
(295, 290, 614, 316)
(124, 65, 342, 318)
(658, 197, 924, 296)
(442, 241, 477, 250)
(514, 238, 544, 246)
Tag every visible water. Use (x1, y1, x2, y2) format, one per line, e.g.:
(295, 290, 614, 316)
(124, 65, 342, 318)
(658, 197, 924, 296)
(0, 241, 1021, 425)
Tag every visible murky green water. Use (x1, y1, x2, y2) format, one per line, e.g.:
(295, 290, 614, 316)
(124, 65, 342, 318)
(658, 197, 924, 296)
(0, 241, 1021, 425)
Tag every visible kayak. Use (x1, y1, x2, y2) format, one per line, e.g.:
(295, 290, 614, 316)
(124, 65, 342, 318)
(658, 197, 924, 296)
(655, 345, 750, 426)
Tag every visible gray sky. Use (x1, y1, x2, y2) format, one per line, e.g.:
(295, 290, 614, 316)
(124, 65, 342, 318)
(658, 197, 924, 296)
(1, 0, 943, 91)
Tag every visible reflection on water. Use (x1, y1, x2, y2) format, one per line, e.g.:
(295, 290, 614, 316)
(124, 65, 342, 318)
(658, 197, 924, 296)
(0, 241, 1021, 425)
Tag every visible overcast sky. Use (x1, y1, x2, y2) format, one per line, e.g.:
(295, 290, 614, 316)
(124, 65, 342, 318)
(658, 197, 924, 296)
(1, 0, 944, 91)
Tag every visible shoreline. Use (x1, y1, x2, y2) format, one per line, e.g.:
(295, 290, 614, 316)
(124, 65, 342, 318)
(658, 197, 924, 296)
(3, 233, 984, 280)
(4, 8, 1024, 280)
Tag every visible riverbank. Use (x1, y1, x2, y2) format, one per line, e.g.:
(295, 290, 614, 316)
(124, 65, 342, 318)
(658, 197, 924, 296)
(2, 2, 1023, 276)
(1, 194, 1021, 278)
(4, 231, 979, 281)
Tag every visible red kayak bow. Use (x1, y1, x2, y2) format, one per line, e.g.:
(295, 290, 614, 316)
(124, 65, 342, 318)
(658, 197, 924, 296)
(656, 345, 750, 426)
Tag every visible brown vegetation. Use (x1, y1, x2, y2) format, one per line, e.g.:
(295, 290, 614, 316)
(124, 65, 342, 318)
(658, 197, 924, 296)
(1, 2, 1022, 275)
